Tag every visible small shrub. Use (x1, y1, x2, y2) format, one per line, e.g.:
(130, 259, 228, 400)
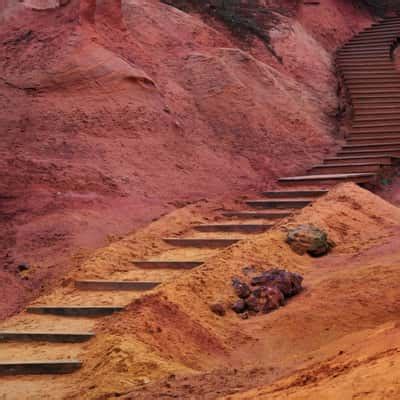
(160, 0, 294, 62)
(360, 0, 400, 16)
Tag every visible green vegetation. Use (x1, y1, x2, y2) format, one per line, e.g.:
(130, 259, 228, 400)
(361, 0, 400, 15)
(160, 0, 296, 62)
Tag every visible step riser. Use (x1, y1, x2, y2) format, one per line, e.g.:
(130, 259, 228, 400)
(347, 82, 400, 87)
(352, 96, 400, 101)
(246, 200, 311, 209)
(343, 145, 400, 152)
(339, 52, 390, 56)
(353, 118, 400, 124)
(346, 139, 400, 145)
(347, 81, 400, 85)
(343, 41, 394, 46)
(339, 46, 391, 51)
(339, 64, 395, 68)
(279, 177, 375, 185)
(340, 67, 395, 71)
(354, 107, 400, 111)
(352, 101, 400, 106)
(164, 239, 239, 248)
(336, 44, 390, 51)
(351, 127, 400, 133)
(350, 34, 399, 39)
(349, 91, 400, 96)
(337, 58, 390, 63)
(354, 111, 400, 116)
(0, 333, 94, 343)
(363, 24, 400, 29)
(338, 150, 400, 157)
(324, 157, 393, 165)
(346, 37, 396, 42)
(342, 53, 394, 58)
(338, 50, 389, 55)
(194, 225, 272, 233)
(341, 73, 400, 77)
(132, 261, 203, 269)
(337, 55, 389, 60)
(223, 212, 290, 219)
(350, 131, 400, 137)
(75, 281, 160, 291)
(27, 307, 123, 317)
(262, 190, 328, 198)
(310, 166, 381, 174)
(0, 362, 82, 375)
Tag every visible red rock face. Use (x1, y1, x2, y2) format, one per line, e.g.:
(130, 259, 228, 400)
(0, 0, 372, 319)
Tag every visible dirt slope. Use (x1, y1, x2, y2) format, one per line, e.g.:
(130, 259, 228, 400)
(2, 183, 400, 399)
(0, 0, 373, 319)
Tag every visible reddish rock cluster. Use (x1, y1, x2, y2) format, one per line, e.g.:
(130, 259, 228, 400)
(231, 268, 303, 319)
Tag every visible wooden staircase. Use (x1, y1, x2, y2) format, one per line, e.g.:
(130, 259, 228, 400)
(1, 17, 400, 380)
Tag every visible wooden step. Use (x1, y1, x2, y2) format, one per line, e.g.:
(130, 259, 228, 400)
(346, 80, 400, 89)
(343, 74, 399, 79)
(339, 47, 390, 53)
(324, 155, 396, 165)
(337, 57, 390, 63)
(193, 224, 272, 233)
(337, 58, 393, 63)
(357, 28, 400, 35)
(347, 81, 400, 86)
(354, 104, 400, 110)
(350, 131, 400, 137)
(0, 331, 94, 343)
(132, 260, 203, 269)
(222, 210, 291, 219)
(343, 39, 394, 46)
(75, 280, 160, 291)
(338, 49, 389, 55)
(339, 62, 395, 68)
(163, 238, 239, 248)
(354, 109, 400, 116)
(352, 122, 400, 129)
(346, 136, 400, 144)
(339, 62, 394, 67)
(261, 190, 328, 198)
(366, 21, 400, 27)
(342, 71, 398, 76)
(352, 100, 400, 106)
(278, 173, 376, 185)
(27, 306, 124, 317)
(0, 360, 82, 375)
(309, 163, 381, 174)
(346, 36, 395, 42)
(362, 23, 400, 30)
(353, 114, 400, 122)
(353, 116, 400, 123)
(349, 89, 400, 95)
(343, 142, 400, 151)
(337, 149, 400, 157)
(341, 45, 393, 52)
(344, 72, 399, 78)
(338, 51, 389, 57)
(351, 94, 400, 100)
(245, 199, 312, 208)
(355, 29, 400, 36)
(337, 54, 389, 60)
(350, 31, 400, 38)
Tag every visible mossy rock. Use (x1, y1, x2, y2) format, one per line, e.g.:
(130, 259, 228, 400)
(286, 224, 334, 257)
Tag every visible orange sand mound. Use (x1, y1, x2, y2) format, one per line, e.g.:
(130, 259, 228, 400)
(50, 183, 400, 399)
